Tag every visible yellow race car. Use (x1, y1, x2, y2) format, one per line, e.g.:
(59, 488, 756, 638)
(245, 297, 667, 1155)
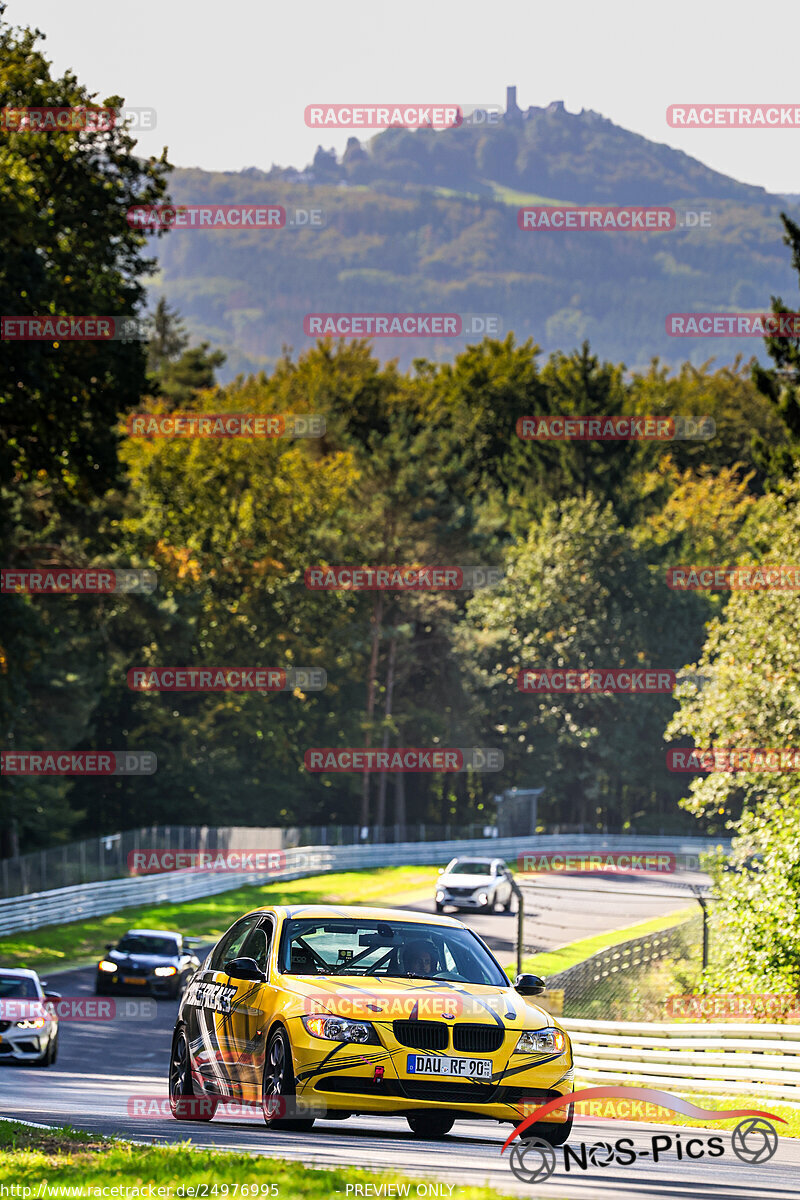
(168, 904, 574, 1141)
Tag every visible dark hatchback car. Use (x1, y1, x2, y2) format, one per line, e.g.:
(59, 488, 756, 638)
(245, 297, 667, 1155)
(95, 928, 201, 999)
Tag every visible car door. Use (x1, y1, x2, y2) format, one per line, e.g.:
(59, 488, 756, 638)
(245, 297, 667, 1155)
(225, 917, 282, 1101)
(183, 915, 262, 1096)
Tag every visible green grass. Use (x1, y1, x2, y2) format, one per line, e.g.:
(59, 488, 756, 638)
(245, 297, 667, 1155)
(0, 1121, 526, 1197)
(507, 906, 696, 979)
(0, 866, 439, 973)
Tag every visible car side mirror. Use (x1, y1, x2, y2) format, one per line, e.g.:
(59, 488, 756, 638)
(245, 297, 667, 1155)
(224, 956, 266, 982)
(105, 943, 115, 951)
(44, 991, 62, 1002)
(438, 867, 444, 874)
(514, 973, 546, 996)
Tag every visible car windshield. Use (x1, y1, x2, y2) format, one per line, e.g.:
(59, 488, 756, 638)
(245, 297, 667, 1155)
(448, 860, 493, 875)
(0, 975, 38, 998)
(117, 935, 179, 956)
(279, 918, 508, 985)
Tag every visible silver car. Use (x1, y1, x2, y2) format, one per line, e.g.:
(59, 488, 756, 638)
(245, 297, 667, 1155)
(0, 968, 60, 1066)
(435, 857, 514, 913)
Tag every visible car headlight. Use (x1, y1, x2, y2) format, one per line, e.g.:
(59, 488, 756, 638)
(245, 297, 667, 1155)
(302, 1014, 378, 1044)
(98, 960, 118, 973)
(15, 1018, 47, 1029)
(515, 1027, 567, 1055)
(476, 891, 488, 903)
(154, 966, 178, 977)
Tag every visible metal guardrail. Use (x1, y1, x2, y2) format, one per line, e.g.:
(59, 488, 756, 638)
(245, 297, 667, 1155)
(564, 1018, 800, 1101)
(0, 835, 725, 936)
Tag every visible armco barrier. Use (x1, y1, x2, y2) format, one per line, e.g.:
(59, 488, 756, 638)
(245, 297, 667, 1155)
(0, 835, 726, 937)
(565, 1018, 800, 1101)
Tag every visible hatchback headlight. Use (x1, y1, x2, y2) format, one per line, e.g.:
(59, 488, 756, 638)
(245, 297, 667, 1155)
(515, 1027, 567, 1055)
(154, 966, 178, 977)
(15, 1018, 47, 1029)
(302, 1015, 378, 1044)
(98, 960, 118, 973)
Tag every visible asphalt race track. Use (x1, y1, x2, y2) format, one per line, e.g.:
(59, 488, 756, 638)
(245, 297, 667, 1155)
(2, 879, 798, 1199)
(414, 868, 713, 966)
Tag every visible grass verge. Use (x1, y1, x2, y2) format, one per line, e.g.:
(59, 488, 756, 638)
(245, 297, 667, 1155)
(508, 906, 696, 980)
(0, 867, 439, 973)
(0, 1121, 524, 1197)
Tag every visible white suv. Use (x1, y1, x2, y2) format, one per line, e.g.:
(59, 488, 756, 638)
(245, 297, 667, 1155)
(435, 857, 514, 913)
(0, 968, 60, 1066)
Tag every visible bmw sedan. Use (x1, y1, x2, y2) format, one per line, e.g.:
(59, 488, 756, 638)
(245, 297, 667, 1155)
(96, 929, 201, 999)
(168, 904, 573, 1142)
(0, 968, 60, 1066)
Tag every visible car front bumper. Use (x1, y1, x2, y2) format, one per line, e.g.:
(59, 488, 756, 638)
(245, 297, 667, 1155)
(0, 1028, 54, 1061)
(290, 1018, 574, 1124)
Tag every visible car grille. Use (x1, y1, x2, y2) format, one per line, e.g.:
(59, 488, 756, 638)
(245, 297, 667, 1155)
(392, 1020, 448, 1051)
(445, 888, 475, 897)
(400, 1079, 495, 1102)
(117, 964, 149, 975)
(453, 1024, 504, 1053)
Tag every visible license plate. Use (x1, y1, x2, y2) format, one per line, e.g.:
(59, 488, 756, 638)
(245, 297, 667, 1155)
(122, 976, 147, 985)
(406, 1054, 492, 1079)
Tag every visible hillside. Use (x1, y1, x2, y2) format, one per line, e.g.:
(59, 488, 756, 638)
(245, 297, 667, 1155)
(146, 98, 800, 378)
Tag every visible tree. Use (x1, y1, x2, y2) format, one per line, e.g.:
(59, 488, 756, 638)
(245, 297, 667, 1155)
(666, 481, 800, 990)
(0, 5, 170, 847)
(751, 213, 800, 483)
(460, 496, 708, 831)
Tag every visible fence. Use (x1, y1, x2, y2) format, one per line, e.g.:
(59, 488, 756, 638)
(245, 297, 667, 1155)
(0, 823, 725, 899)
(0, 835, 724, 936)
(564, 1017, 800, 1101)
(547, 916, 704, 1019)
(0, 822, 500, 898)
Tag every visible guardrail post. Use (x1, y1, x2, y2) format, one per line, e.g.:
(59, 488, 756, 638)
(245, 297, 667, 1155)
(509, 875, 525, 978)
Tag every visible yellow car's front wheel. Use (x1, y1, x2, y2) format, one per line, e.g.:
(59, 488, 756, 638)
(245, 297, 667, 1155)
(406, 1113, 455, 1139)
(262, 1027, 315, 1132)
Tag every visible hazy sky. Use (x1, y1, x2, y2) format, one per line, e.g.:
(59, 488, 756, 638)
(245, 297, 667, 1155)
(12, 0, 800, 194)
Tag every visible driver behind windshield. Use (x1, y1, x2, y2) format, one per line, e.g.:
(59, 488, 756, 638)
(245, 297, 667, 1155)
(402, 938, 439, 976)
